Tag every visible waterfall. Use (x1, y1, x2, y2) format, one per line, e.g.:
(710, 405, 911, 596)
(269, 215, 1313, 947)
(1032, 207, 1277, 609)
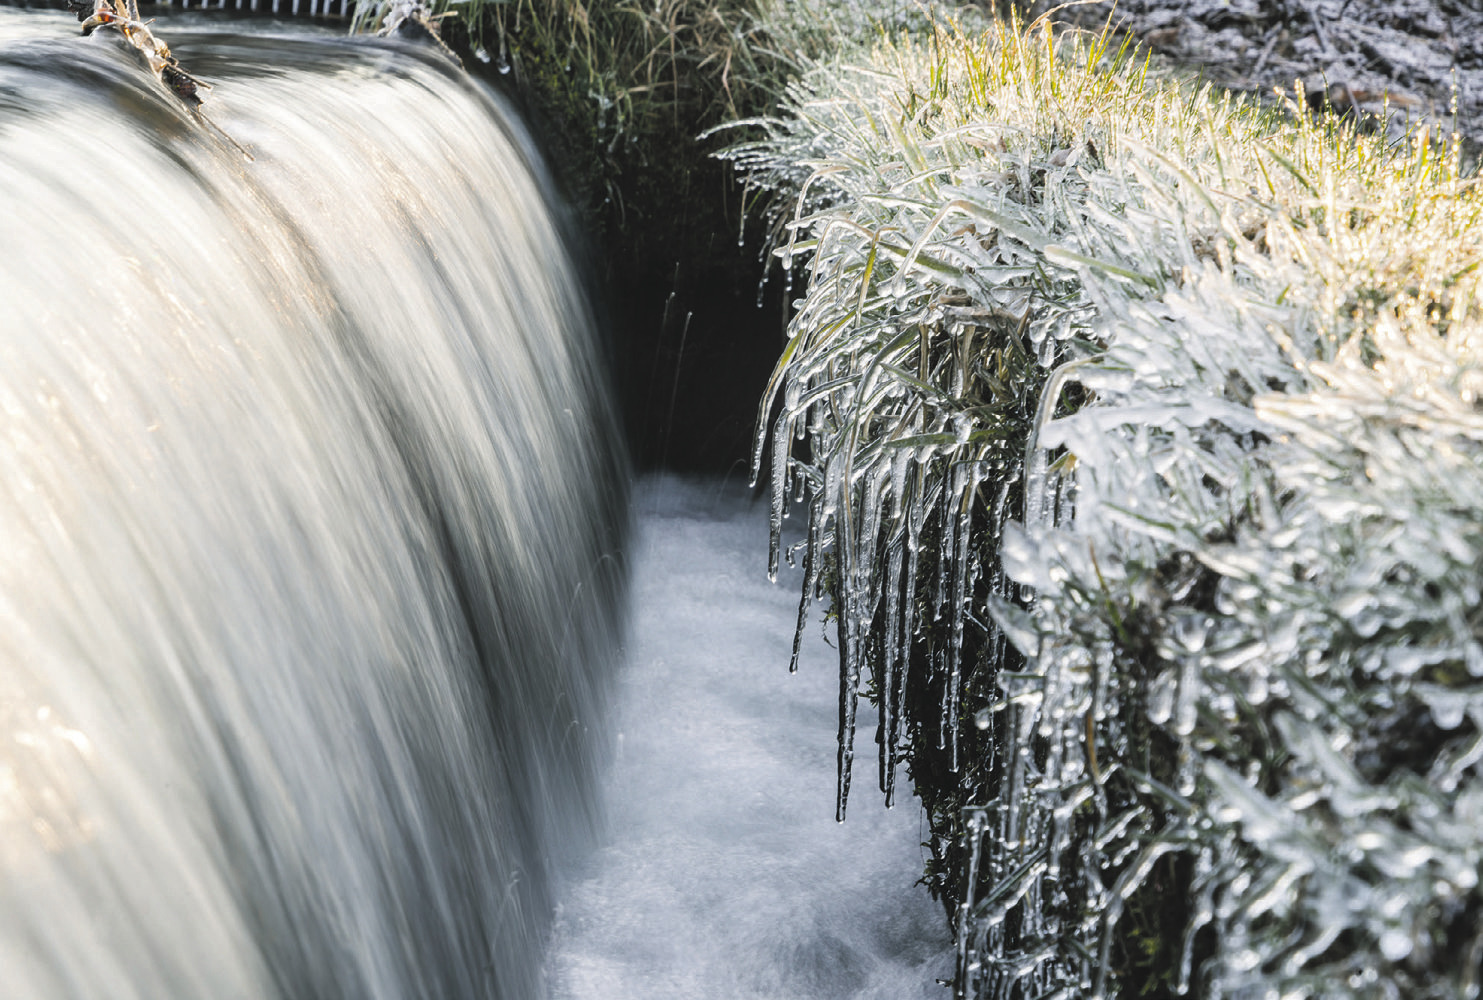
(0, 11, 627, 999)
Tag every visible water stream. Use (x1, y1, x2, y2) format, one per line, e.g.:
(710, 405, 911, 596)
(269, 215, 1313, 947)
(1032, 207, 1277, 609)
(0, 12, 624, 998)
(547, 477, 951, 1000)
(0, 11, 945, 998)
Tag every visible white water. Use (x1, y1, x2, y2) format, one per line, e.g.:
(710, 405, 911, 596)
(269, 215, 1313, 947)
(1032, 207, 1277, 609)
(548, 476, 952, 1000)
(0, 14, 624, 999)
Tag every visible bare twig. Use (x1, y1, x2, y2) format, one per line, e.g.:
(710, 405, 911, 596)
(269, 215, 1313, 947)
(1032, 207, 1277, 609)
(75, 0, 252, 160)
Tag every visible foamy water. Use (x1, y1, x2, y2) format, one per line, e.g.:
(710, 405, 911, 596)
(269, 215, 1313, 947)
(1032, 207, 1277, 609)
(548, 476, 951, 1000)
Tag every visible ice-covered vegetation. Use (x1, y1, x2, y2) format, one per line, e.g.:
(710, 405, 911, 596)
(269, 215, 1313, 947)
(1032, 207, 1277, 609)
(724, 10, 1483, 998)
(349, 0, 963, 244)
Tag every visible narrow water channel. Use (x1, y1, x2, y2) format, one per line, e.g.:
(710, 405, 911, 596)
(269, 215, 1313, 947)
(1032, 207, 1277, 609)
(546, 476, 952, 1000)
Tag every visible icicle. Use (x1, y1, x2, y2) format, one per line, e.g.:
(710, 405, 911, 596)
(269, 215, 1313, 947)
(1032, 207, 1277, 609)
(936, 476, 955, 615)
(937, 647, 951, 752)
(1173, 648, 1199, 738)
(947, 462, 979, 774)
(892, 447, 912, 527)
(898, 524, 920, 770)
(882, 541, 905, 801)
(767, 411, 792, 581)
(1022, 447, 1050, 536)
(1005, 705, 1029, 854)
(1038, 642, 1066, 742)
(957, 807, 990, 1000)
(991, 476, 1013, 544)
(788, 498, 822, 674)
(1179, 847, 1217, 995)
(858, 467, 885, 609)
(881, 446, 915, 803)
(836, 613, 860, 823)
(827, 429, 863, 821)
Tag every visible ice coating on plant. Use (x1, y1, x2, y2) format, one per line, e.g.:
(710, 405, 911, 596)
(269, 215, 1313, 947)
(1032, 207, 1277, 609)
(729, 8, 1483, 999)
(1006, 114, 1483, 997)
(726, 14, 1189, 994)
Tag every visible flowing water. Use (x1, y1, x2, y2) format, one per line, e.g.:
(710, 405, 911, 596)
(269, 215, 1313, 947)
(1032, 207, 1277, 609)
(546, 477, 952, 1000)
(0, 11, 624, 999)
(0, 10, 946, 999)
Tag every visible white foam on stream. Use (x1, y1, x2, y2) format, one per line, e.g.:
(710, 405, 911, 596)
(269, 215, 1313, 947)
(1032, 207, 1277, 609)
(546, 475, 952, 1000)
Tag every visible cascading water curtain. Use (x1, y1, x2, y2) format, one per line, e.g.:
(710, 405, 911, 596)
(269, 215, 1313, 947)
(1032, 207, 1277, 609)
(0, 14, 627, 1000)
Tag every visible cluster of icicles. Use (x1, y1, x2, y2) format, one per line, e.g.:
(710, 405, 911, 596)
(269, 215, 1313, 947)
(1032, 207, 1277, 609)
(743, 24, 1483, 1000)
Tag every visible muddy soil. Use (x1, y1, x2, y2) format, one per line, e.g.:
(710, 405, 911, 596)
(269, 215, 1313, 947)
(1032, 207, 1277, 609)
(1035, 0, 1483, 154)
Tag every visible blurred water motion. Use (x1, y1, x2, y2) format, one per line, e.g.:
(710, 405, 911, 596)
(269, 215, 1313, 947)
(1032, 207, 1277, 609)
(0, 12, 626, 999)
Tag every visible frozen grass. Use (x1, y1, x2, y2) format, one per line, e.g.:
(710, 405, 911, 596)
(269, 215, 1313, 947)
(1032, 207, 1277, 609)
(725, 10, 1483, 999)
(347, 0, 795, 256)
(347, 0, 982, 242)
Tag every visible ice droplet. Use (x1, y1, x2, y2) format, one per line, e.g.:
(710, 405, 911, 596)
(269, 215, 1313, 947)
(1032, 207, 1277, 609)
(1427, 690, 1468, 731)
(1000, 522, 1049, 589)
(1378, 928, 1412, 962)
(1147, 671, 1175, 725)
(1172, 615, 1209, 653)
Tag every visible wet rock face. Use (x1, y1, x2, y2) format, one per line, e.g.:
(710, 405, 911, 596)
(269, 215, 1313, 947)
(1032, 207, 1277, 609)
(1044, 0, 1483, 152)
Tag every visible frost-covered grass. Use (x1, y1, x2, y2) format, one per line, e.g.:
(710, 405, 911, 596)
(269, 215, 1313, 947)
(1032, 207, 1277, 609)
(349, 0, 979, 243)
(725, 10, 1483, 999)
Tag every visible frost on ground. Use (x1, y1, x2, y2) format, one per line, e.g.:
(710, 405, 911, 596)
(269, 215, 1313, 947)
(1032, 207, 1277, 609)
(1045, 0, 1483, 153)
